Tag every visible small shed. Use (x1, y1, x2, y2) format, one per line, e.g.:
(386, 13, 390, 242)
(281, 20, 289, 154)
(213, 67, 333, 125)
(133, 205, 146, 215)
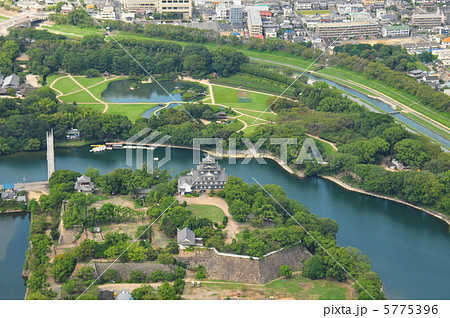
(215, 111, 227, 120)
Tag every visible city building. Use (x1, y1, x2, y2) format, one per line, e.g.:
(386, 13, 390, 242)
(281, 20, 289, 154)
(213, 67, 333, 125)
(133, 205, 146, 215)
(247, 8, 263, 37)
(382, 25, 410, 37)
(316, 21, 379, 39)
(177, 154, 228, 194)
(229, 6, 243, 24)
(122, 0, 156, 11)
(156, 0, 192, 19)
(411, 13, 443, 28)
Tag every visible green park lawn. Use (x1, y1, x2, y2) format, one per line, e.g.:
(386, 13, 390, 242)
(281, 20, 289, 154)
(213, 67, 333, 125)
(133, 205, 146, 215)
(211, 73, 295, 96)
(107, 104, 156, 121)
(185, 204, 226, 224)
(235, 109, 276, 121)
(199, 274, 352, 300)
(52, 77, 81, 95)
(73, 76, 105, 88)
(264, 274, 349, 300)
(237, 115, 268, 126)
(78, 103, 105, 113)
(60, 90, 98, 103)
(300, 10, 331, 15)
(0, 15, 10, 20)
(212, 86, 269, 111)
(41, 24, 103, 37)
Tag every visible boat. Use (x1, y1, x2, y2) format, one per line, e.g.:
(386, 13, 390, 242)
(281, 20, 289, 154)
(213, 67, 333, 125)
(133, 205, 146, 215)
(154, 157, 159, 161)
(90, 145, 107, 152)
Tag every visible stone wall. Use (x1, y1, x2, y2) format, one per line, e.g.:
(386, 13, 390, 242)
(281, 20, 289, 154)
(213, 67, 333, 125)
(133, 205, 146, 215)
(81, 262, 176, 281)
(177, 245, 312, 284)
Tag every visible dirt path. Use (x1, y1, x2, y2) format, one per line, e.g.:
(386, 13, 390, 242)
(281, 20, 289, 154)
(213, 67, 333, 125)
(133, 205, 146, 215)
(307, 133, 338, 151)
(177, 195, 240, 243)
(68, 75, 109, 113)
(98, 282, 163, 293)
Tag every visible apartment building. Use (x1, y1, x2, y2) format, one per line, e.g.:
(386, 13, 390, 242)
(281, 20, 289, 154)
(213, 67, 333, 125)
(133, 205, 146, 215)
(316, 21, 379, 38)
(382, 25, 410, 37)
(156, 0, 192, 18)
(122, 0, 156, 11)
(230, 6, 243, 24)
(411, 13, 444, 28)
(247, 8, 263, 36)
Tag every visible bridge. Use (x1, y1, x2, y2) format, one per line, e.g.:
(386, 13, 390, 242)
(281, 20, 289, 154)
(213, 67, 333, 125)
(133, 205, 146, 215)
(0, 14, 49, 35)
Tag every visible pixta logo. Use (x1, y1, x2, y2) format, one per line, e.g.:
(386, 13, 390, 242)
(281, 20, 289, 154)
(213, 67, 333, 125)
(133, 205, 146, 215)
(126, 128, 171, 172)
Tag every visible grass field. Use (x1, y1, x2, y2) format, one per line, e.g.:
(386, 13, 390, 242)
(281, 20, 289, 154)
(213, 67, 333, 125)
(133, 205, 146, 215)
(211, 73, 295, 96)
(87, 81, 111, 100)
(52, 77, 81, 95)
(186, 204, 226, 224)
(41, 24, 103, 37)
(0, 15, 10, 20)
(300, 10, 331, 15)
(78, 103, 105, 113)
(60, 90, 98, 103)
(212, 86, 269, 111)
(193, 274, 352, 300)
(73, 76, 105, 88)
(107, 103, 156, 121)
(235, 109, 276, 121)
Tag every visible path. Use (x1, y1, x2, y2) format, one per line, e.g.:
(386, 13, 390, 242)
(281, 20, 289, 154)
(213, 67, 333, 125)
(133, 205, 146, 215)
(68, 75, 109, 113)
(177, 195, 240, 244)
(49, 75, 125, 114)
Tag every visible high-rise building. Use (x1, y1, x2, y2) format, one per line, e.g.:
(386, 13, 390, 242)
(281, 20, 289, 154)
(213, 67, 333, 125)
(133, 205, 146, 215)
(229, 6, 243, 24)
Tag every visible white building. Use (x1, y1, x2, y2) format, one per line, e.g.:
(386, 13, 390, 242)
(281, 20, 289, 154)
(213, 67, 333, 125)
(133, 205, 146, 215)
(382, 25, 410, 37)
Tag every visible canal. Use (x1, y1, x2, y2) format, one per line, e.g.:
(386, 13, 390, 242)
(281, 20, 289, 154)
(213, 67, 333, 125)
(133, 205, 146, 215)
(0, 147, 449, 300)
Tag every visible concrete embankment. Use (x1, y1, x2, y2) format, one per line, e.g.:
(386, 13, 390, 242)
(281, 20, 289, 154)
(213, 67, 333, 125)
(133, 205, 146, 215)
(322, 176, 450, 228)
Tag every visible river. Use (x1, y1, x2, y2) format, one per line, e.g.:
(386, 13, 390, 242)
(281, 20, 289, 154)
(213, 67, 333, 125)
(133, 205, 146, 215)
(307, 74, 450, 150)
(0, 147, 449, 300)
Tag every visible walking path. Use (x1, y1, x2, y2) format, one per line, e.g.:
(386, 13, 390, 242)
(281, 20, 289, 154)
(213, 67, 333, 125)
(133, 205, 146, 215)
(49, 75, 124, 113)
(177, 195, 240, 244)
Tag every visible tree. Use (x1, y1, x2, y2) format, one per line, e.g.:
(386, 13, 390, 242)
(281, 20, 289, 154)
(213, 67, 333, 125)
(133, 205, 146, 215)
(183, 54, 209, 78)
(73, 239, 96, 261)
(130, 270, 146, 283)
(76, 266, 96, 283)
(279, 265, 292, 278)
(211, 47, 249, 76)
(196, 265, 207, 279)
(99, 269, 121, 284)
(157, 281, 179, 300)
(229, 200, 250, 222)
(132, 285, 157, 300)
(127, 243, 147, 261)
(303, 255, 326, 280)
(50, 252, 76, 283)
(394, 138, 430, 168)
(158, 253, 176, 265)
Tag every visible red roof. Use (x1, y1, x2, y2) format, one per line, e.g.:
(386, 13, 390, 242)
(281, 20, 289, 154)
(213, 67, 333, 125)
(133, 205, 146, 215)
(259, 11, 272, 16)
(252, 34, 264, 39)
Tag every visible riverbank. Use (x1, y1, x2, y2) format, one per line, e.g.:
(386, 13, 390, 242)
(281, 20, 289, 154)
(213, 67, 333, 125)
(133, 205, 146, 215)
(142, 143, 450, 227)
(322, 176, 450, 228)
